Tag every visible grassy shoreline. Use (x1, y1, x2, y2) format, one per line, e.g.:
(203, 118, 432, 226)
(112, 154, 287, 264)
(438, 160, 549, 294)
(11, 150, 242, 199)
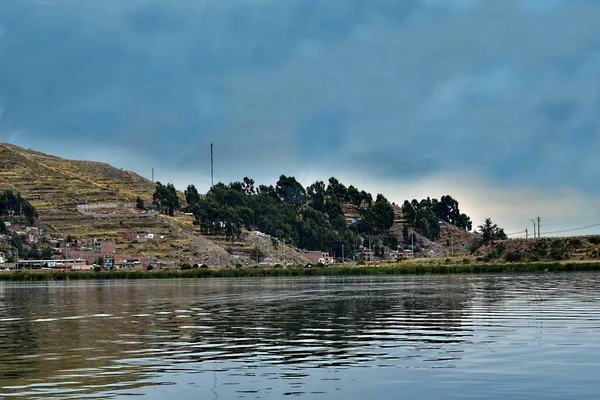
(1, 261, 600, 281)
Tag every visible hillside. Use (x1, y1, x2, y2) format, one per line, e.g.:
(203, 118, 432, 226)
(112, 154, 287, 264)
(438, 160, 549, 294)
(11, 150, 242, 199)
(0, 143, 483, 266)
(0, 143, 309, 266)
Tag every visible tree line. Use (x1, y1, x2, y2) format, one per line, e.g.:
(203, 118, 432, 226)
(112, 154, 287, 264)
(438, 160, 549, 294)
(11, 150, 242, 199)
(152, 176, 481, 259)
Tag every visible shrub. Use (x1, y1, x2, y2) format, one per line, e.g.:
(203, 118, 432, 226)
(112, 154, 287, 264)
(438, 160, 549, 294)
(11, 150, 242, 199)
(476, 256, 485, 262)
(316, 262, 326, 268)
(550, 248, 565, 260)
(146, 265, 154, 271)
(444, 258, 452, 264)
(462, 258, 471, 264)
(199, 264, 209, 269)
(235, 263, 243, 269)
(356, 260, 366, 266)
(180, 263, 192, 270)
(273, 263, 282, 269)
(505, 252, 522, 263)
(588, 236, 600, 245)
(93, 266, 102, 272)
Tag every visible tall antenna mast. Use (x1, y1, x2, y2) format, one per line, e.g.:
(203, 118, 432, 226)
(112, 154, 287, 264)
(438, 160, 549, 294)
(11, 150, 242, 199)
(210, 143, 214, 188)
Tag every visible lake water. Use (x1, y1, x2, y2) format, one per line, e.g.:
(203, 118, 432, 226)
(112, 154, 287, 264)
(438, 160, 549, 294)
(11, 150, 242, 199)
(1, 274, 599, 399)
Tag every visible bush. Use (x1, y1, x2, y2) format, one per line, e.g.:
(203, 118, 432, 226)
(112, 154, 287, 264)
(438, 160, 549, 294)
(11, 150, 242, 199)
(316, 262, 326, 268)
(146, 265, 154, 271)
(180, 263, 192, 270)
(199, 264, 209, 269)
(235, 263, 243, 269)
(588, 236, 600, 245)
(505, 252, 522, 263)
(356, 260, 366, 266)
(273, 263, 282, 269)
(462, 258, 471, 264)
(444, 258, 452, 264)
(476, 256, 485, 262)
(550, 248, 565, 260)
(94, 266, 102, 272)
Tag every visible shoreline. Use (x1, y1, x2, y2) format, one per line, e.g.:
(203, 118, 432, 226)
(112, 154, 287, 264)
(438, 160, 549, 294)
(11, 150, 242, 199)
(1, 261, 600, 281)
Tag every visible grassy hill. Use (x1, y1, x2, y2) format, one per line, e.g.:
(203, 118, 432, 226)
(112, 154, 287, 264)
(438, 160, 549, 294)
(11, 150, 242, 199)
(1, 143, 487, 266)
(0, 143, 310, 266)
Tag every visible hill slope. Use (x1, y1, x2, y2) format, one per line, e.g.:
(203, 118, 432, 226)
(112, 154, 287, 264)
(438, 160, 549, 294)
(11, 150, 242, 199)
(0, 143, 311, 266)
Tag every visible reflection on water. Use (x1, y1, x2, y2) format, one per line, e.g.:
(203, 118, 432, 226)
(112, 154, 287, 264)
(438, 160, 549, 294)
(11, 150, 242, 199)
(0, 274, 600, 399)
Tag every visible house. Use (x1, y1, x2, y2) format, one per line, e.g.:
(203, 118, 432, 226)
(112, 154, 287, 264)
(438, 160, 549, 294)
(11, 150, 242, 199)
(0, 252, 5, 264)
(304, 251, 334, 265)
(384, 250, 402, 261)
(120, 231, 154, 242)
(92, 238, 116, 254)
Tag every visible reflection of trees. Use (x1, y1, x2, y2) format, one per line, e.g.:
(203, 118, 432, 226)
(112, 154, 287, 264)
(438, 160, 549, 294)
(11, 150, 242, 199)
(0, 277, 479, 397)
(151, 277, 475, 367)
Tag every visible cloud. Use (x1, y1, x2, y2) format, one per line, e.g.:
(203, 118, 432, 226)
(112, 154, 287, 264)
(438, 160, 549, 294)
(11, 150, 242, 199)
(1, 0, 600, 231)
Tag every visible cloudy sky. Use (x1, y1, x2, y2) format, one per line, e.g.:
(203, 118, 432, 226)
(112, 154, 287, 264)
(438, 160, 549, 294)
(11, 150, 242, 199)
(1, 0, 600, 236)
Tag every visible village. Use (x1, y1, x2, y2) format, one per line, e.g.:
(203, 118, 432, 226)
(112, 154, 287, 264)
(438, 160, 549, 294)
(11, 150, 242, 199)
(0, 216, 416, 271)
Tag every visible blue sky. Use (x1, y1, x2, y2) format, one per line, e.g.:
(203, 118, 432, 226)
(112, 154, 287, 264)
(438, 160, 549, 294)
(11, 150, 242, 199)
(1, 0, 600, 236)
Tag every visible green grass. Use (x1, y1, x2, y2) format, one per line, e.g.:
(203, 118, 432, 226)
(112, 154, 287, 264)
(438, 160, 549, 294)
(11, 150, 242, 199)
(2, 261, 600, 281)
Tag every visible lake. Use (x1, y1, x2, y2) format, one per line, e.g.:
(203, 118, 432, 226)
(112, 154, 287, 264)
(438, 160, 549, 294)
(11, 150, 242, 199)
(1, 273, 599, 399)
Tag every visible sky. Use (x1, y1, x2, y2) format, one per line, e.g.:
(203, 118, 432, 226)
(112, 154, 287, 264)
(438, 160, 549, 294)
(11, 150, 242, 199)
(1, 0, 600, 237)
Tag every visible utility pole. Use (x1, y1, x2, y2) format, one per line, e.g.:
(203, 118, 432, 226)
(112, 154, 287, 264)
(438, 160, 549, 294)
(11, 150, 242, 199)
(342, 244, 344, 264)
(537, 217, 541, 238)
(526, 228, 528, 239)
(178, 245, 181, 269)
(451, 234, 454, 256)
(152, 167, 154, 183)
(210, 143, 214, 188)
(411, 229, 414, 258)
(283, 239, 286, 265)
(530, 219, 537, 239)
(369, 237, 372, 262)
(147, 242, 150, 267)
(15, 246, 18, 271)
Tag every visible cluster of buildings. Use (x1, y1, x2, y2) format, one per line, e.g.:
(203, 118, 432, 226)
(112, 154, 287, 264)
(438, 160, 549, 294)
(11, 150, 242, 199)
(1, 222, 159, 270)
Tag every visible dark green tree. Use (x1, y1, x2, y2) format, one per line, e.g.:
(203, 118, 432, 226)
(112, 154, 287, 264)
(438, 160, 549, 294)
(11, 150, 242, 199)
(477, 218, 507, 243)
(276, 175, 306, 207)
(307, 181, 326, 212)
(184, 185, 200, 208)
(153, 182, 180, 216)
(136, 196, 145, 210)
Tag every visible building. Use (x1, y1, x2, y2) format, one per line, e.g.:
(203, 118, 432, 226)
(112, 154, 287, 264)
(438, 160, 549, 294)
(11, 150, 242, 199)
(120, 231, 154, 243)
(92, 238, 116, 254)
(0, 252, 5, 264)
(304, 251, 334, 265)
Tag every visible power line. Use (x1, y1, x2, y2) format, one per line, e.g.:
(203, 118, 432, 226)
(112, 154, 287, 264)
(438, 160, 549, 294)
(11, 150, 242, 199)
(542, 222, 600, 235)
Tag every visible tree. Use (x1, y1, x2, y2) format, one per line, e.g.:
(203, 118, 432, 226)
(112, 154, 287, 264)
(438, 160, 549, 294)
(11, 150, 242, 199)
(477, 218, 507, 243)
(307, 181, 326, 212)
(184, 185, 200, 208)
(41, 246, 53, 259)
(370, 194, 395, 233)
(242, 177, 255, 195)
(0, 220, 6, 234)
(152, 182, 180, 216)
(136, 197, 145, 210)
(276, 175, 306, 207)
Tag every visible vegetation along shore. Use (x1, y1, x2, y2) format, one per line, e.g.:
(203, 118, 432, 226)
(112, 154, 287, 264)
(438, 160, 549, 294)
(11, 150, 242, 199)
(2, 260, 600, 281)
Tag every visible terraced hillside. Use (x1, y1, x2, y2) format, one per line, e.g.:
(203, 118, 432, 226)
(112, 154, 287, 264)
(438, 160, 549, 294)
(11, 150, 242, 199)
(0, 143, 309, 266)
(0, 143, 155, 211)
